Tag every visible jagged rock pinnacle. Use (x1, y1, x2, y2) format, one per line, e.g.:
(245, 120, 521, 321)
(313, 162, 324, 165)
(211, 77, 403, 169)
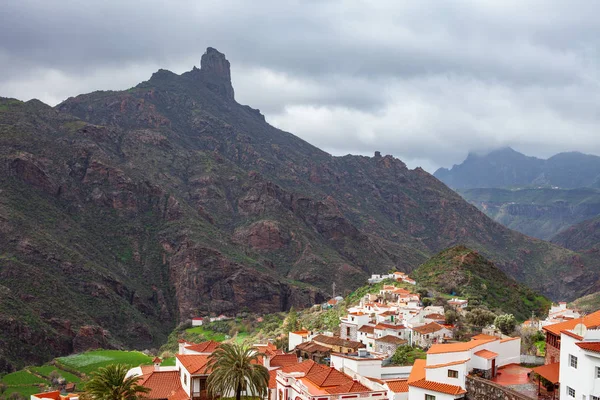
(200, 47, 234, 100)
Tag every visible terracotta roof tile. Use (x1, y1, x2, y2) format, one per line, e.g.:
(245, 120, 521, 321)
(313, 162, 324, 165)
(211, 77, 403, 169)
(138, 371, 184, 399)
(374, 323, 406, 330)
(324, 380, 371, 394)
(375, 335, 407, 345)
(471, 334, 497, 341)
(407, 359, 426, 383)
(427, 338, 497, 354)
(168, 388, 189, 400)
(175, 354, 211, 375)
(412, 322, 445, 335)
(33, 391, 61, 400)
(306, 367, 352, 388)
(474, 349, 498, 359)
(358, 325, 375, 334)
(385, 380, 409, 393)
(576, 342, 600, 353)
(532, 362, 560, 384)
(295, 341, 331, 353)
(270, 354, 299, 368)
(184, 340, 220, 354)
(291, 330, 310, 337)
(543, 310, 600, 336)
(313, 335, 365, 349)
(268, 369, 279, 389)
(409, 379, 466, 395)
(282, 359, 327, 375)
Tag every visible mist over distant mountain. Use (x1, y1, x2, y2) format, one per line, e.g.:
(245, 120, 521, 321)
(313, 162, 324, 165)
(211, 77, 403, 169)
(434, 147, 600, 189)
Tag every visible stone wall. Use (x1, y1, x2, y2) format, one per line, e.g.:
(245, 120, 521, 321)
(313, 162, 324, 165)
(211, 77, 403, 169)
(466, 375, 535, 400)
(340, 322, 357, 341)
(545, 344, 560, 364)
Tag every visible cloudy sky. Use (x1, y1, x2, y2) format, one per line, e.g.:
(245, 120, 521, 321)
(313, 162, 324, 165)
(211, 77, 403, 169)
(2, 0, 600, 171)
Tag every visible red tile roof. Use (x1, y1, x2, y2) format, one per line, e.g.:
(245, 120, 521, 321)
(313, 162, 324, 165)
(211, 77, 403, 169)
(532, 362, 560, 384)
(33, 391, 61, 400)
(138, 371, 184, 400)
(376, 335, 407, 345)
(282, 359, 327, 375)
(543, 310, 600, 336)
(576, 342, 600, 353)
(425, 359, 469, 369)
(358, 325, 375, 334)
(184, 340, 220, 354)
(268, 369, 279, 389)
(291, 330, 311, 337)
(407, 359, 426, 383)
(375, 323, 406, 330)
(270, 354, 299, 368)
(295, 341, 331, 353)
(175, 354, 211, 374)
(325, 380, 371, 394)
(306, 367, 352, 387)
(474, 349, 498, 360)
(168, 388, 189, 400)
(409, 379, 467, 395)
(385, 380, 409, 393)
(427, 337, 497, 354)
(412, 322, 445, 335)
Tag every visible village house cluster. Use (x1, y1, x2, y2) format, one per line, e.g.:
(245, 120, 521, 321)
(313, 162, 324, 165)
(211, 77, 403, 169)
(29, 274, 600, 400)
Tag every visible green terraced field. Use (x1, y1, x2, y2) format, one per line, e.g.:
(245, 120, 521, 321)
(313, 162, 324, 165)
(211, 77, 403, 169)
(56, 350, 152, 375)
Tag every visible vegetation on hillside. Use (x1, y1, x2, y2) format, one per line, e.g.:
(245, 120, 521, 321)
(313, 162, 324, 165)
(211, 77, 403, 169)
(410, 246, 551, 321)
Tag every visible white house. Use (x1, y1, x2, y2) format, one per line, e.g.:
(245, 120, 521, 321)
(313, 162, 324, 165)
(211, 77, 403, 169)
(276, 359, 388, 400)
(447, 298, 468, 311)
(191, 317, 204, 326)
(357, 324, 376, 350)
(557, 324, 600, 400)
(289, 330, 312, 351)
(411, 322, 453, 348)
(406, 333, 520, 400)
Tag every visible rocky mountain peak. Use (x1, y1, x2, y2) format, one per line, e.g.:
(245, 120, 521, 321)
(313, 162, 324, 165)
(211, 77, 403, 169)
(200, 47, 234, 100)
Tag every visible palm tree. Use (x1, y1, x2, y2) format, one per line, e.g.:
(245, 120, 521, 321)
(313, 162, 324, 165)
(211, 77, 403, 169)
(206, 342, 270, 400)
(85, 364, 150, 400)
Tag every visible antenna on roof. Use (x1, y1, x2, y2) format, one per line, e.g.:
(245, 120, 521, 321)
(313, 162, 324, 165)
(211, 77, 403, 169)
(332, 282, 336, 298)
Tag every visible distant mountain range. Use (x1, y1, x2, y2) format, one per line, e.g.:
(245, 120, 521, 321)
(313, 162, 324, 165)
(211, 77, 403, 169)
(434, 147, 600, 190)
(1, 48, 599, 371)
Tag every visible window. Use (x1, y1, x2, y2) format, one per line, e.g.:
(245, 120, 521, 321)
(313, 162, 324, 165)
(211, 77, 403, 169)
(567, 386, 575, 398)
(596, 366, 600, 378)
(570, 354, 578, 369)
(591, 396, 600, 400)
(425, 395, 436, 400)
(347, 327, 351, 336)
(183, 374, 187, 386)
(448, 369, 458, 378)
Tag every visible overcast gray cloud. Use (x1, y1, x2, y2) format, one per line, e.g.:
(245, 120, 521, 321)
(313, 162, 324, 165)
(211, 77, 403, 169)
(2, 0, 600, 171)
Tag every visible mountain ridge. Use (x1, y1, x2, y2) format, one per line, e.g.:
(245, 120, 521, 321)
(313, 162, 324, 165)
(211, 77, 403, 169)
(1, 48, 599, 371)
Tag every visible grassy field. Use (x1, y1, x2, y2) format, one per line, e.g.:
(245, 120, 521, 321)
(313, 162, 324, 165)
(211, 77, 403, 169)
(1, 370, 48, 385)
(186, 326, 227, 342)
(161, 357, 176, 366)
(4, 385, 46, 397)
(30, 366, 82, 383)
(56, 350, 153, 375)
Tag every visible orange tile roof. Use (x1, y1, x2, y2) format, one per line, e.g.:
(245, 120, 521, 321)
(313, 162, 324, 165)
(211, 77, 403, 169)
(270, 354, 300, 368)
(268, 369, 279, 389)
(306, 367, 352, 387)
(138, 371, 183, 399)
(474, 349, 498, 359)
(407, 359, 426, 383)
(576, 342, 600, 353)
(282, 359, 327, 375)
(324, 380, 371, 394)
(543, 310, 600, 336)
(292, 330, 310, 337)
(184, 340, 220, 354)
(425, 313, 445, 320)
(500, 337, 520, 343)
(561, 329, 583, 340)
(532, 362, 560, 384)
(427, 337, 496, 354)
(376, 335, 407, 345)
(409, 379, 467, 395)
(471, 333, 498, 341)
(175, 354, 211, 374)
(385, 380, 409, 393)
(168, 388, 189, 400)
(425, 359, 469, 369)
(358, 325, 375, 334)
(33, 391, 61, 400)
(375, 323, 406, 330)
(413, 322, 445, 335)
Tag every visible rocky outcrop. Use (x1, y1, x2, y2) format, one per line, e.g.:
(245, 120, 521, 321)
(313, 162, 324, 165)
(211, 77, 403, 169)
(232, 220, 291, 250)
(199, 47, 235, 100)
(72, 326, 114, 352)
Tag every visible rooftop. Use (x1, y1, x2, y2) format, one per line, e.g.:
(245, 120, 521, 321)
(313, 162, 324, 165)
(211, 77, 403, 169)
(543, 310, 600, 336)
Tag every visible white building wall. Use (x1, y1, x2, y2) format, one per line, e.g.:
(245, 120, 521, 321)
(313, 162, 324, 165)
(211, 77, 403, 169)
(330, 354, 383, 379)
(496, 339, 520, 366)
(425, 362, 468, 388)
(288, 332, 306, 351)
(559, 333, 600, 400)
(426, 350, 470, 366)
(408, 386, 457, 400)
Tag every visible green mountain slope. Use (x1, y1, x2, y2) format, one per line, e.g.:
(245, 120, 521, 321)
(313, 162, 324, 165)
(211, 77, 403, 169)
(1, 48, 598, 371)
(551, 215, 600, 252)
(459, 187, 600, 240)
(410, 246, 551, 320)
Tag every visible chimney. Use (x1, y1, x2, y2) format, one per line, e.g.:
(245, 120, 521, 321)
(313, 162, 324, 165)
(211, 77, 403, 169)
(153, 357, 162, 371)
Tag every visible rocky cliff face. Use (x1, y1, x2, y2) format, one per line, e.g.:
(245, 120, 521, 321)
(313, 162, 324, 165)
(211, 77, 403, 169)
(1, 48, 599, 371)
